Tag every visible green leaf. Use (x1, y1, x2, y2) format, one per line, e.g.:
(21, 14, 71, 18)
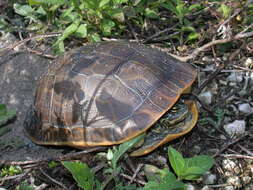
(188, 4, 201, 11)
(181, 166, 206, 180)
(168, 147, 186, 177)
(185, 155, 214, 173)
(13, 4, 34, 17)
(112, 134, 145, 170)
(62, 161, 95, 190)
(101, 19, 115, 35)
(88, 33, 101, 42)
(61, 21, 80, 40)
(218, 4, 231, 19)
(99, 0, 111, 8)
(0, 104, 7, 116)
(142, 172, 186, 190)
(187, 32, 200, 41)
(28, 0, 66, 5)
(109, 8, 125, 22)
(144, 164, 168, 182)
(74, 24, 87, 38)
(145, 8, 159, 19)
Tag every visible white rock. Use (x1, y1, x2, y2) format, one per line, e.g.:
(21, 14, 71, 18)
(227, 176, 242, 188)
(202, 172, 217, 184)
(186, 184, 196, 190)
(222, 159, 241, 174)
(199, 91, 212, 105)
(223, 120, 246, 137)
(227, 72, 243, 82)
(244, 57, 253, 68)
(238, 103, 253, 114)
(224, 186, 235, 190)
(201, 185, 213, 190)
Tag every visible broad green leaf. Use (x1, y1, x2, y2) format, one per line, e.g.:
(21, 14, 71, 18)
(181, 166, 206, 180)
(187, 32, 200, 41)
(61, 21, 80, 39)
(14, 4, 34, 17)
(88, 33, 101, 42)
(168, 147, 186, 177)
(62, 161, 95, 190)
(0, 104, 7, 116)
(74, 24, 87, 38)
(99, 0, 111, 8)
(142, 172, 186, 190)
(111, 134, 145, 170)
(185, 155, 214, 173)
(53, 40, 65, 54)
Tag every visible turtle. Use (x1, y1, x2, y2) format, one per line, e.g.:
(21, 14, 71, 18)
(23, 41, 198, 156)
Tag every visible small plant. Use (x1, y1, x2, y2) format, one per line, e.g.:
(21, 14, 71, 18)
(141, 147, 214, 190)
(0, 165, 22, 177)
(13, 0, 129, 53)
(161, 0, 202, 44)
(62, 134, 144, 190)
(0, 104, 16, 126)
(62, 141, 214, 190)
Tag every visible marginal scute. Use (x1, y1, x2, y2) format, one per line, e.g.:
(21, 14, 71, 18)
(24, 41, 197, 148)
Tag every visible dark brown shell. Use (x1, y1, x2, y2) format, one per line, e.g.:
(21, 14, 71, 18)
(24, 42, 197, 147)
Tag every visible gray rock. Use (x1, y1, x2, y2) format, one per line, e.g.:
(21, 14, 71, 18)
(223, 120, 246, 137)
(186, 184, 196, 190)
(227, 72, 243, 83)
(199, 91, 212, 105)
(202, 172, 217, 185)
(224, 186, 235, 190)
(238, 103, 253, 114)
(0, 51, 66, 161)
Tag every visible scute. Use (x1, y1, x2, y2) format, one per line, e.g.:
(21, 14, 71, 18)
(24, 41, 197, 147)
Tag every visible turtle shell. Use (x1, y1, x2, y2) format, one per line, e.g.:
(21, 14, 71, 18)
(24, 42, 197, 148)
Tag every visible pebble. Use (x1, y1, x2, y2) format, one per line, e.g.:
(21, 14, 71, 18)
(227, 176, 242, 188)
(202, 172, 217, 185)
(201, 185, 213, 190)
(224, 186, 235, 190)
(227, 72, 243, 83)
(199, 91, 212, 105)
(244, 57, 253, 68)
(238, 103, 253, 114)
(222, 159, 241, 174)
(223, 120, 246, 137)
(186, 184, 196, 190)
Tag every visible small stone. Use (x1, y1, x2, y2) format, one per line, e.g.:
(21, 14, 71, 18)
(201, 185, 213, 190)
(186, 184, 196, 190)
(192, 145, 201, 154)
(224, 186, 235, 190)
(244, 57, 253, 68)
(222, 159, 241, 174)
(238, 103, 253, 114)
(242, 176, 251, 185)
(202, 172, 217, 184)
(227, 72, 243, 82)
(199, 91, 212, 105)
(223, 120, 246, 137)
(227, 176, 242, 188)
